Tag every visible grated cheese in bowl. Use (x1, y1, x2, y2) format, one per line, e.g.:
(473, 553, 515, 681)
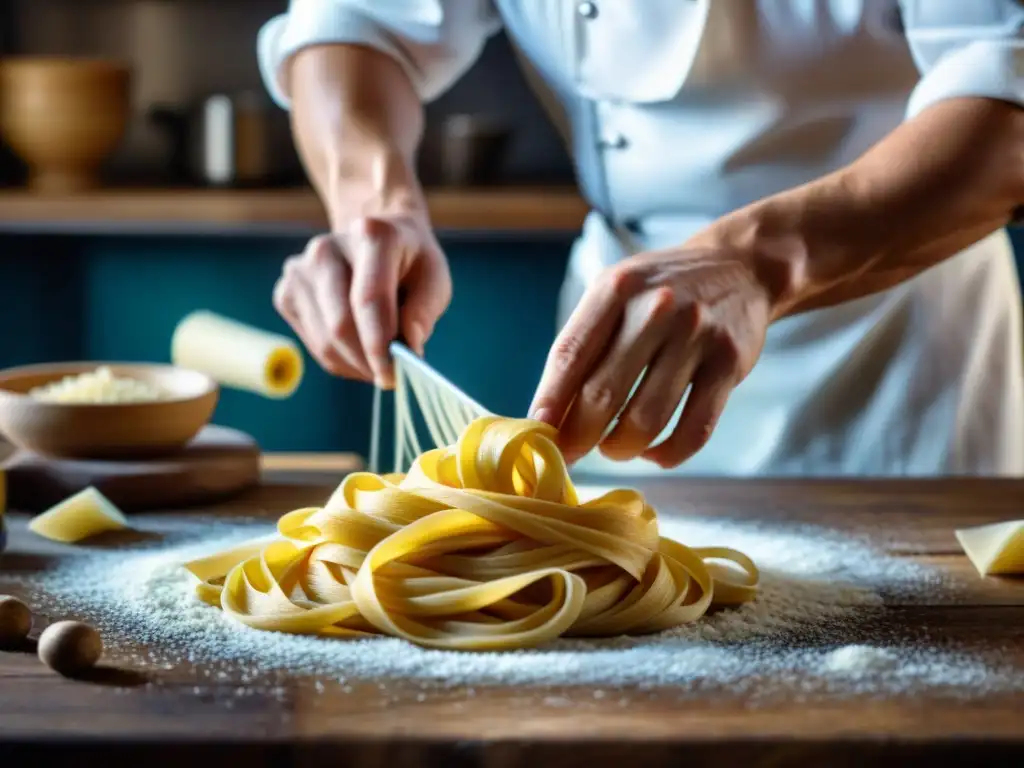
(29, 366, 170, 404)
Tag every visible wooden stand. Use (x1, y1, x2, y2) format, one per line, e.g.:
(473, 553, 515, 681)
(1, 424, 260, 512)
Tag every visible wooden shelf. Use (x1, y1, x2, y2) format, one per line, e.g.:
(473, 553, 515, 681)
(0, 187, 588, 235)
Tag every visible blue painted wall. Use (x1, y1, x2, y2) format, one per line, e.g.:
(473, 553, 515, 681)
(0, 233, 572, 460)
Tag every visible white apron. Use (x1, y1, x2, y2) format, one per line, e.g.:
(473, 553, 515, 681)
(505, 0, 1024, 477)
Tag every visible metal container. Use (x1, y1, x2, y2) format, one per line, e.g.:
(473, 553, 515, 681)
(197, 92, 270, 185)
(150, 91, 286, 186)
(438, 114, 512, 186)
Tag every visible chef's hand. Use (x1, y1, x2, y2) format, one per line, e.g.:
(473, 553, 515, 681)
(528, 247, 775, 468)
(273, 213, 452, 389)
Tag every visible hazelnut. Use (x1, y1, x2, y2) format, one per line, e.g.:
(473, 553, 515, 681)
(38, 620, 103, 676)
(0, 595, 32, 649)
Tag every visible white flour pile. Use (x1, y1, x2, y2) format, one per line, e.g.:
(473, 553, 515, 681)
(10, 495, 1022, 701)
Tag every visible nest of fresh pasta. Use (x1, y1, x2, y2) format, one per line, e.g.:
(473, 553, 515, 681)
(185, 417, 759, 651)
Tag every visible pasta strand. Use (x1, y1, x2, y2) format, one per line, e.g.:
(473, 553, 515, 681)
(185, 417, 759, 651)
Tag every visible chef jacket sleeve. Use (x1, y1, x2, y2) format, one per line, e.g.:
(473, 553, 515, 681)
(900, 0, 1024, 119)
(257, 0, 502, 109)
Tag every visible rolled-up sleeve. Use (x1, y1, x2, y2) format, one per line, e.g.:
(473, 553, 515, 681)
(257, 0, 502, 109)
(901, 0, 1024, 119)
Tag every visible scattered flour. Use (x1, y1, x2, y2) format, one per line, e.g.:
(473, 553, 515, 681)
(824, 645, 901, 675)
(8, 497, 1022, 701)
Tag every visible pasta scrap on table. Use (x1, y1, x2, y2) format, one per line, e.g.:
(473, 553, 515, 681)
(184, 417, 760, 651)
(29, 486, 131, 544)
(956, 520, 1024, 576)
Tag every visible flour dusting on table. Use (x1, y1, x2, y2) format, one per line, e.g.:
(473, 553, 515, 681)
(10, 491, 1021, 701)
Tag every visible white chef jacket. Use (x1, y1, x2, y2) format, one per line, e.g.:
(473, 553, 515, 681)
(257, 0, 1024, 477)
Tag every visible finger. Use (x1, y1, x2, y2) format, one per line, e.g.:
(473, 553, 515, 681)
(273, 258, 321, 361)
(291, 270, 365, 379)
(528, 267, 636, 428)
(599, 316, 704, 461)
(399, 247, 452, 356)
(642, 356, 736, 468)
(306, 237, 373, 379)
(272, 256, 302, 324)
(557, 286, 676, 464)
(348, 218, 403, 388)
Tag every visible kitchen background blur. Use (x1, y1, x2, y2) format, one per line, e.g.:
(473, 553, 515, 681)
(0, 0, 586, 459)
(1, 0, 1023, 460)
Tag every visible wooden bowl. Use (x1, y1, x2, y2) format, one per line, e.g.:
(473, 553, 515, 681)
(0, 362, 219, 459)
(0, 57, 131, 193)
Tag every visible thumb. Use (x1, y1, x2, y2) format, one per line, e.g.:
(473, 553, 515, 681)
(400, 251, 452, 356)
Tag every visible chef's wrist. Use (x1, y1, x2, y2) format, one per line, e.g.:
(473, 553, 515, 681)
(690, 200, 813, 321)
(322, 146, 427, 232)
(699, 169, 873, 319)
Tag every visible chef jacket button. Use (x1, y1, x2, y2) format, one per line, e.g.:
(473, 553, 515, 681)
(623, 218, 643, 235)
(577, 1, 598, 20)
(598, 134, 628, 150)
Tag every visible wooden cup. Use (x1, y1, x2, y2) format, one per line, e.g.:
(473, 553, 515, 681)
(0, 58, 132, 193)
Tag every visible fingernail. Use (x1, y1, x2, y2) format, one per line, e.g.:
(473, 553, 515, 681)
(372, 363, 390, 390)
(407, 322, 426, 356)
(530, 407, 555, 425)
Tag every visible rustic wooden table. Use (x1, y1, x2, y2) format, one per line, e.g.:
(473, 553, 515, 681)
(1, 460, 1022, 767)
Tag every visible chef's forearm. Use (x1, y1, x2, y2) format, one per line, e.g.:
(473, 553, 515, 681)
(710, 97, 1024, 317)
(287, 44, 426, 230)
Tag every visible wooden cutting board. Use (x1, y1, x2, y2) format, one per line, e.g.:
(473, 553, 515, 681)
(0, 424, 260, 512)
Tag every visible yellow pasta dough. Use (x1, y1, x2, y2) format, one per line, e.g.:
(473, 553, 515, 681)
(956, 520, 1024, 576)
(185, 417, 759, 650)
(171, 310, 303, 399)
(29, 487, 130, 543)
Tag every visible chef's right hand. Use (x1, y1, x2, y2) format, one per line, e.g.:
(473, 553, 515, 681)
(273, 213, 452, 389)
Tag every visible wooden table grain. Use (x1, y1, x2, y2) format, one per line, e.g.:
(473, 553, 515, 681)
(1, 470, 1023, 767)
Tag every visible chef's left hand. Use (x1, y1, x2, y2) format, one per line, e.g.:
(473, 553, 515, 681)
(528, 245, 777, 468)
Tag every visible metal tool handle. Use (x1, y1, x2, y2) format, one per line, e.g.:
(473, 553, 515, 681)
(368, 339, 492, 475)
(388, 341, 491, 417)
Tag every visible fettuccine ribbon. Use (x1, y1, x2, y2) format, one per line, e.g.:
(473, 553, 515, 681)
(185, 417, 759, 650)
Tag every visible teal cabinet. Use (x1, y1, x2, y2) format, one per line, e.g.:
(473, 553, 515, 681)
(0, 234, 571, 460)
